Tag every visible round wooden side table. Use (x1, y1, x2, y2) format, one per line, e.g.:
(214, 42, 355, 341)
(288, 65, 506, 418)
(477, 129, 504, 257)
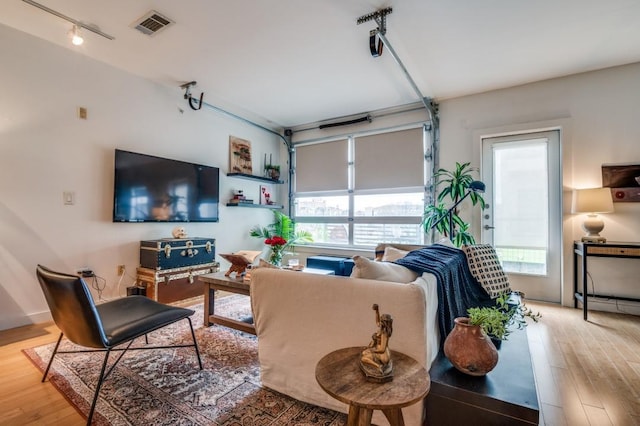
(315, 346, 430, 426)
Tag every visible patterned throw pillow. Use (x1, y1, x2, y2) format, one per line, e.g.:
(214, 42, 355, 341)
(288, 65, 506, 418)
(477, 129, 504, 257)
(462, 244, 511, 298)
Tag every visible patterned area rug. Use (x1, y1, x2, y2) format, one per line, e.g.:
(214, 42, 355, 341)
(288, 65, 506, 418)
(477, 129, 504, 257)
(23, 295, 347, 425)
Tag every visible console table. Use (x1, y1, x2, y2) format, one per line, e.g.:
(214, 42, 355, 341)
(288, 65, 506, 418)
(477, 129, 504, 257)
(425, 327, 539, 425)
(573, 241, 640, 320)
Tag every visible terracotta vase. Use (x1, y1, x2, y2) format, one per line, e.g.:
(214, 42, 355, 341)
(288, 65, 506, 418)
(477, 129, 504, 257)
(443, 317, 499, 376)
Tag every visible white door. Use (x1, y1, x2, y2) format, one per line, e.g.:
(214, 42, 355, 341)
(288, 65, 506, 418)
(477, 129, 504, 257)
(481, 131, 561, 302)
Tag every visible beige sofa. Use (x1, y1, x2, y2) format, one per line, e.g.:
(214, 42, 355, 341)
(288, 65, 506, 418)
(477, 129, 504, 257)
(250, 261, 440, 426)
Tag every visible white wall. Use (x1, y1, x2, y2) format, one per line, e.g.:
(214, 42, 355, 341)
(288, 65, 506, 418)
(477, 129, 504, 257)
(3, 23, 639, 329)
(0, 24, 283, 330)
(438, 63, 640, 314)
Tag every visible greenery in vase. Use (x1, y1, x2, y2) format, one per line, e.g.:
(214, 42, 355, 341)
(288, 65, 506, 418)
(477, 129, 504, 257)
(422, 162, 485, 247)
(467, 293, 542, 341)
(250, 210, 313, 265)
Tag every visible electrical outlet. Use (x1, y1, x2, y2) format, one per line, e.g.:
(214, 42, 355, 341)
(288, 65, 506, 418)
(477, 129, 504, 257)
(76, 268, 94, 277)
(117, 265, 125, 276)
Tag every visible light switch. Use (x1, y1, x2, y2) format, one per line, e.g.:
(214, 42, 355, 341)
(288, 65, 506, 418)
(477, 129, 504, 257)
(63, 191, 75, 205)
(78, 107, 87, 120)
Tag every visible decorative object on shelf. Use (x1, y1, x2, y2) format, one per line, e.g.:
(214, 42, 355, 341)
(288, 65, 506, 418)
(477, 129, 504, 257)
(228, 189, 254, 205)
(250, 210, 313, 266)
(422, 162, 486, 247)
(229, 136, 252, 174)
(571, 187, 614, 243)
(444, 317, 498, 376)
(263, 153, 281, 181)
(259, 184, 274, 205)
(266, 164, 280, 180)
(219, 250, 262, 277)
(359, 304, 394, 383)
(171, 226, 187, 239)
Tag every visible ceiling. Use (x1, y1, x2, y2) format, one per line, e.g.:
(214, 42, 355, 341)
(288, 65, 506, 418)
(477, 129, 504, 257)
(2, 0, 640, 129)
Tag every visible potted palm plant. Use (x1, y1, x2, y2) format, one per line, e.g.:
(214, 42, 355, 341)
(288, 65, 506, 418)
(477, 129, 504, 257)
(250, 210, 313, 266)
(422, 162, 486, 247)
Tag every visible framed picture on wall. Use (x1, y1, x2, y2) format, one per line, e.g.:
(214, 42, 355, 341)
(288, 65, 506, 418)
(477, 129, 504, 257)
(229, 136, 253, 174)
(259, 184, 274, 205)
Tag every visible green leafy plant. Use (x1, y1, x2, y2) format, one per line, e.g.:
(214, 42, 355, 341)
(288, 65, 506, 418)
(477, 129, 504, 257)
(467, 294, 542, 341)
(250, 210, 312, 265)
(422, 162, 486, 247)
(264, 164, 281, 180)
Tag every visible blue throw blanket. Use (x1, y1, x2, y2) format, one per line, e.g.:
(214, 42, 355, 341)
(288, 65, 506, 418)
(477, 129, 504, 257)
(395, 244, 495, 344)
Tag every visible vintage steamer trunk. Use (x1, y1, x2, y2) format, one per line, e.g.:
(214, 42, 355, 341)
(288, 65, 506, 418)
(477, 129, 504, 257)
(136, 262, 219, 303)
(140, 237, 216, 270)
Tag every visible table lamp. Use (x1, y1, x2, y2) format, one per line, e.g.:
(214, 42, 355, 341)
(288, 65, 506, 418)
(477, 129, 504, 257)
(571, 187, 614, 243)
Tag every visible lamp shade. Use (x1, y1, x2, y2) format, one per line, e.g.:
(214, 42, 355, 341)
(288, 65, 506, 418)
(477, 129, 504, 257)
(571, 188, 614, 214)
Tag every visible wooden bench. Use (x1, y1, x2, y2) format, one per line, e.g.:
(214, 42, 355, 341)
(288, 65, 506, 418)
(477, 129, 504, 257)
(424, 326, 539, 425)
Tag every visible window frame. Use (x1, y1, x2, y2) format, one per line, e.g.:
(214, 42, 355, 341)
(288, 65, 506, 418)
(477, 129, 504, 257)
(292, 125, 432, 249)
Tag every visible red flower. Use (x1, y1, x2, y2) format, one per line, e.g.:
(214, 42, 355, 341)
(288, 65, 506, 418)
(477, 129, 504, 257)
(265, 236, 287, 246)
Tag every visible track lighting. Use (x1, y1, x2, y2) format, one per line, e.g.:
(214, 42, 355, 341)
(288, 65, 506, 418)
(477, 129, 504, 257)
(69, 24, 83, 46)
(22, 0, 115, 43)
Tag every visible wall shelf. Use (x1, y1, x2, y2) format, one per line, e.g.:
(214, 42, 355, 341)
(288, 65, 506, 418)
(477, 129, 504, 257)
(227, 172, 283, 184)
(226, 203, 283, 210)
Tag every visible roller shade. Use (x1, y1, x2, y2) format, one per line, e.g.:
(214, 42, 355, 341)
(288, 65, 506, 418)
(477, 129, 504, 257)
(295, 139, 348, 192)
(354, 128, 423, 190)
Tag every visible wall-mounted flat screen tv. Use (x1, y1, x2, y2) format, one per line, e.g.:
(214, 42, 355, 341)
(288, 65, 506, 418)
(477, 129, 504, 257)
(113, 149, 220, 222)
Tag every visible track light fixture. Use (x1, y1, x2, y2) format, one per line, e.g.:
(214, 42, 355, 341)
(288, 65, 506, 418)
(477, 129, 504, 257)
(22, 0, 115, 44)
(69, 24, 83, 46)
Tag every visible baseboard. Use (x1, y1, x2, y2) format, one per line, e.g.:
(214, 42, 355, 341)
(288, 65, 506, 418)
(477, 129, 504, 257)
(0, 309, 52, 331)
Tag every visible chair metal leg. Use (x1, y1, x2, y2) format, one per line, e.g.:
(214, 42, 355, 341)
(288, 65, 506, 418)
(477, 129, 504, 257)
(87, 348, 111, 426)
(42, 332, 63, 382)
(187, 317, 203, 370)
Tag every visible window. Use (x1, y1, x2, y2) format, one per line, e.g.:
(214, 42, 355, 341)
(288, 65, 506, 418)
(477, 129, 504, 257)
(293, 127, 429, 247)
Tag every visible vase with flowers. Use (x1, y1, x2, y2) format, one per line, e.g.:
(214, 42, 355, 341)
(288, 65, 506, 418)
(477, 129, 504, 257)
(264, 236, 287, 265)
(250, 211, 313, 266)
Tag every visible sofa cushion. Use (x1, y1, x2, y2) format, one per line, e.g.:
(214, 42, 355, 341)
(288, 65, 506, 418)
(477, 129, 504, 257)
(462, 244, 511, 298)
(350, 255, 419, 283)
(381, 246, 410, 262)
(374, 243, 427, 261)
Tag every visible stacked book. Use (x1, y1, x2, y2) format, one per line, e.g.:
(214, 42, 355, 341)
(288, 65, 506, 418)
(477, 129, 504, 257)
(228, 198, 254, 205)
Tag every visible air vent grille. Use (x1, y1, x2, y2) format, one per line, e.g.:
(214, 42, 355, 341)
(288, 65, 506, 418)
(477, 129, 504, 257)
(132, 10, 174, 36)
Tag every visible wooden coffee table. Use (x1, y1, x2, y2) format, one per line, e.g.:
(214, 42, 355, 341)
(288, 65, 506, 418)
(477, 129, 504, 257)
(199, 272, 255, 334)
(315, 346, 430, 426)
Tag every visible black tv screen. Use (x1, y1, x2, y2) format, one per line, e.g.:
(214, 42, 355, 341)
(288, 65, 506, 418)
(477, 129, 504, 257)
(113, 149, 219, 222)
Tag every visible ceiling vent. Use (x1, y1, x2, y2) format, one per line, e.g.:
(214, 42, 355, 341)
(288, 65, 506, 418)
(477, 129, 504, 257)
(132, 10, 174, 36)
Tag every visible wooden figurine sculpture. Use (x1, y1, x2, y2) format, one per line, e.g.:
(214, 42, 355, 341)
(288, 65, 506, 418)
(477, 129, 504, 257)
(360, 304, 394, 382)
(219, 251, 262, 278)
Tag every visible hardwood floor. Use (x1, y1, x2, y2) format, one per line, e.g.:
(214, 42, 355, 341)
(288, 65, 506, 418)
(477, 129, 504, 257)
(1, 300, 639, 425)
(526, 301, 640, 426)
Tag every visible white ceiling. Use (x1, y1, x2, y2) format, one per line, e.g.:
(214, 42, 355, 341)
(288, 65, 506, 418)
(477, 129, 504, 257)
(2, 0, 640, 129)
